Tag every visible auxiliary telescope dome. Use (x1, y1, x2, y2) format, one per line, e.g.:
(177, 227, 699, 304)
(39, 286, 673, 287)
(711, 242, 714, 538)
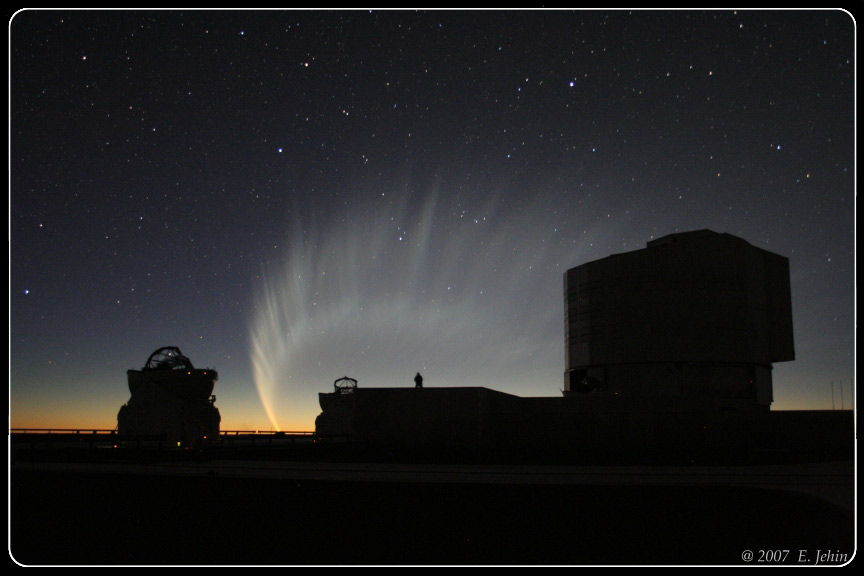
(118, 346, 221, 447)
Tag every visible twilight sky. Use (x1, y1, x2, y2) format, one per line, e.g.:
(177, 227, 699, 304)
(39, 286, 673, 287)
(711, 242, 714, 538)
(10, 9, 855, 431)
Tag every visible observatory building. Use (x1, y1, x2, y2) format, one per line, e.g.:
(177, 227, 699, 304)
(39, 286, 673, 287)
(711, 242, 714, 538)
(117, 347, 221, 446)
(564, 230, 795, 411)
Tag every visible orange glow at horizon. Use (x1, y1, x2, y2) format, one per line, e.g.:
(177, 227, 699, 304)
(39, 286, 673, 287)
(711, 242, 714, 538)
(10, 399, 316, 433)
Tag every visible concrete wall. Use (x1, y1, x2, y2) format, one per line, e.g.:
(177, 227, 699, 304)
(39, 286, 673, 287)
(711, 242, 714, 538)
(766, 410, 855, 455)
(314, 387, 852, 463)
(317, 387, 521, 457)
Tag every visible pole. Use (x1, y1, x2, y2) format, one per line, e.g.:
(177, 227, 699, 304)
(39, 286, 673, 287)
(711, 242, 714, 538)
(840, 380, 844, 411)
(831, 381, 835, 410)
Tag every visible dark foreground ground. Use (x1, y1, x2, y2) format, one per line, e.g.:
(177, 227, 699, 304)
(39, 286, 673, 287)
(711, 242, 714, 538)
(10, 466, 854, 566)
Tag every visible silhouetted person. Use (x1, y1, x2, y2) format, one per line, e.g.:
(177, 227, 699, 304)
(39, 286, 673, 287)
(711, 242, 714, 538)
(414, 372, 423, 388)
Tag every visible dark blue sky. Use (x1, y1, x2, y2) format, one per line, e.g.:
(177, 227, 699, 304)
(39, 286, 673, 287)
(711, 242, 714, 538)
(10, 9, 855, 430)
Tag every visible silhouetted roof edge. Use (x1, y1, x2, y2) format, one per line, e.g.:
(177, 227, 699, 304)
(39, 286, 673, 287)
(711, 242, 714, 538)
(328, 386, 524, 399)
(646, 228, 720, 247)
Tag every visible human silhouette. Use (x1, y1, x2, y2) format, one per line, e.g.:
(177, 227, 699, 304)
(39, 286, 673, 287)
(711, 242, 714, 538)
(414, 372, 423, 388)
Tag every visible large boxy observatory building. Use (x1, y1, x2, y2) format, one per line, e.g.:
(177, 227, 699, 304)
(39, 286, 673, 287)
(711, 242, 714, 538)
(564, 230, 795, 411)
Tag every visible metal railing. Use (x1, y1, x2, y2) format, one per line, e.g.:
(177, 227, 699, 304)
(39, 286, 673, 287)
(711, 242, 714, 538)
(9, 428, 319, 449)
(10, 428, 118, 435)
(10, 428, 315, 436)
(216, 430, 316, 445)
(219, 430, 314, 436)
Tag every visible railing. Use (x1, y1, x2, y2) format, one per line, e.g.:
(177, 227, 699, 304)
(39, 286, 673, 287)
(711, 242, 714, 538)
(10, 428, 126, 450)
(10, 428, 118, 435)
(9, 428, 319, 450)
(216, 430, 316, 445)
(10, 429, 315, 437)
(219, 430, 314, 436)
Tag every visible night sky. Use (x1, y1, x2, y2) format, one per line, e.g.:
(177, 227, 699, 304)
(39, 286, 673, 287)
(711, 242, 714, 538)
(10, 9, 855, 432)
